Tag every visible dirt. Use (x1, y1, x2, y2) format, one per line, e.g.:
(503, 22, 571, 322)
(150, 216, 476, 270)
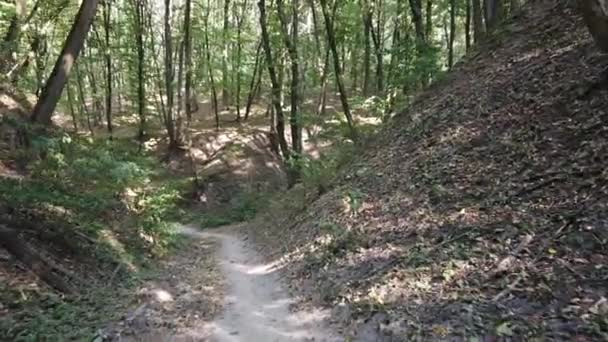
(103, 224, 342, 341)
(245, 1, 608, 340)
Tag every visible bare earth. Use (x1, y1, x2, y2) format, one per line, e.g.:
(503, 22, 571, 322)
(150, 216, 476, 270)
(177, 225, 341, 342)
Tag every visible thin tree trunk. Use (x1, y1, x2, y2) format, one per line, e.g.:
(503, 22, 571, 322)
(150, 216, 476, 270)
(184, 0, 193, 124)
(245, 40, 263, 120)
(134, 0, 146, 142)
(276, 0, 302, 156)
(465, 0, 471, 51)
(234, 0, 248, 121)
(222, 0, 231, 106)
(362, 0, 373, 96)
(409, 0, 426, 42)
(319, 0, 358, 141)
(472, 0, 484, 43)
(258, 0, 290, 159)
(204, 6, 220, 130)
(66, 81, 78, 132)
(164, 0, 177, 148)
(30, 0, 100, 124)
(448, 0, 455, 69)
(75, 66, 94, 136)
(102, 0, 113, 137)
(425, 0, 433, 40)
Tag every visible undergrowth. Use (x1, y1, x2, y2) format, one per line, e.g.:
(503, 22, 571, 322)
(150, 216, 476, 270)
(0, 123, 192, 340)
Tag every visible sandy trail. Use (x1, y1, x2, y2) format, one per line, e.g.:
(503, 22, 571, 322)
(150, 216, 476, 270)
(178, 225, 341, 342)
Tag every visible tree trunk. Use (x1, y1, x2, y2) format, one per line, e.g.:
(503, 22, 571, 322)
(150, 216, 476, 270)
(259, 0, 291, 159)
(409, 0, 426, 42)
(485, 0, 503, 31)
(320, 0, 358, 141)
(66, 81, 78, 132)
(245, 40, 263, 120)
(472, 0, 484, 43)
(164, 0, 177, 148)
(30, 0, 100, 124)
(134, 0, 146, 142)
(1, 0, 27, 74)
(362, 3, 372, 96)
(276, 0, 302, 157)
(448, 0, 456, 68)
(102, 0, 113, 137)
(184, 0, 193, 124)
(204, 4, 220, 130)
(222, 0, 231, 106)
(465, 0, 471, 51)
(580, 0, 608, 53)
(425, 0, 433, 40)
(234, 0, 248, 122)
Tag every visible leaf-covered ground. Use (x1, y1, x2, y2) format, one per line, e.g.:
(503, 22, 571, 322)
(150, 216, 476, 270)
(247, 1, 608, 340)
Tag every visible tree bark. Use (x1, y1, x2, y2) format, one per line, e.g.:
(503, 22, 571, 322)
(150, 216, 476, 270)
(245, 40, 263, 120)
(102, 0, 113, 137)
(134, 0, 146, 142)
(259, 0, 291, 159)
(204, 3, 220, 130)
(184, 0, 194, 124)
(465, 0, 471, 51)
(222, 0, 231, 106)
(472, 0, 484, 43)
(276, 0, 302, 156)
(448, 0, 456, 68)
(425, 0, 433, 40)
(485, 0, 503, 31)
(580, 0, 608, 53)
(362, 0, 373, 95)
(409, 0, 426, 43)
(30, 0, 100, 124)
(319, 0, 358, 141)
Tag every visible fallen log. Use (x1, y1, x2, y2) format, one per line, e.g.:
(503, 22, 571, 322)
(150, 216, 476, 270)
(0, 224, 75, 294)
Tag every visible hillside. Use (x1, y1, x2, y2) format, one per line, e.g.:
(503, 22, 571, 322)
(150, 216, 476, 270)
(247, 1, 608, 340)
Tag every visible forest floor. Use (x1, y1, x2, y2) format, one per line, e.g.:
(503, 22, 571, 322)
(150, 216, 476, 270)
(244, 1, 608, 341)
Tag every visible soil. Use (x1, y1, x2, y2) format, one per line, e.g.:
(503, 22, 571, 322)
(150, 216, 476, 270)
(103, 224, 342, 341)
(245, 1, 608, 340)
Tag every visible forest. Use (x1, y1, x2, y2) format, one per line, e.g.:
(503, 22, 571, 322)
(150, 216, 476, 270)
(1, 0, 608, 340)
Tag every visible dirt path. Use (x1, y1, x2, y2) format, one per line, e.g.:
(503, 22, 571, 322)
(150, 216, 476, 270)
(180, 225, 342, 342)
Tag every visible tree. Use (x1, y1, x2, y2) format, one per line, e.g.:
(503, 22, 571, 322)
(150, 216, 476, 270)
(30, 0, 100, 124)
(472, 0, 484, 43)
(319, 0, 358, 141)
(259, 0, 291, 159)
(580, 0, 608, 53)
(133, 0, 146, 141)
(102, 0, 113, 136)
(276, 0, 302, 156)
(448, 0, 456, 68)
(184, 0, 194, 123)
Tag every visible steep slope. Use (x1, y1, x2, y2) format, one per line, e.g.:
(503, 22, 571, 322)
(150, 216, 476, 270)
(249, 1, 608, 340)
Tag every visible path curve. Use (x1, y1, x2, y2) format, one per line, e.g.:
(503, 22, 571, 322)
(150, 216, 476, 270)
(179, 225, 342, 342)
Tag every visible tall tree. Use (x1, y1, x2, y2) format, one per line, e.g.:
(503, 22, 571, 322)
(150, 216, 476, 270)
(259, 0, 290, 158)
(276, 0, 302, 155)
(133, 0, 146, 141)
(102, 0, 113, 136)
(30, 0, 100, 124)
(319, 0, 358, 140)
(184, 0, 194, 123)
(472, 0, 484, 42)
(164, 0, 178, 148)
(448, 0, 456, 68)
(222, 0, 232, 105)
